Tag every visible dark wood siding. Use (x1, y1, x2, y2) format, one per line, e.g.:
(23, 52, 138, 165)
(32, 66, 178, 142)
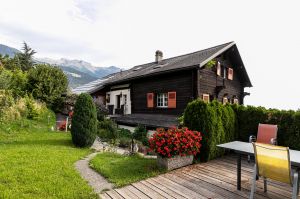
(198, 57, 243, 103)
(131, 70, 196, 115)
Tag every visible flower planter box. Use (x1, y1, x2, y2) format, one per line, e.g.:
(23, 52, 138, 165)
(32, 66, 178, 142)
(157, 155, 193, 170)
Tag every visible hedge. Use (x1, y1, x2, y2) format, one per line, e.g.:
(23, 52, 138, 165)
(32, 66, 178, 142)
(183, 99, 300, 162)
(232, 106, 299, 150)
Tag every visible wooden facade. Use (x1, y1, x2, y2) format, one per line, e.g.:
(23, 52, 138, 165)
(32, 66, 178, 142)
(198, 55, 244, 105)
(130, 70, 197, 115)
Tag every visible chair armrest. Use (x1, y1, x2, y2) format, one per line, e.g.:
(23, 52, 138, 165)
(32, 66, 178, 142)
(249, 135, 257, 143)
(270, 138, 277, 145)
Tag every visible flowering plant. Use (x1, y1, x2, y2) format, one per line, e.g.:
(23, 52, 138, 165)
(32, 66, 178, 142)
(149, 127, 202, 158)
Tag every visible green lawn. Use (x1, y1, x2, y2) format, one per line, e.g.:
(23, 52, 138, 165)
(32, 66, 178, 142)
(0, 121, 97, 199)
(90, 152, 164, 187)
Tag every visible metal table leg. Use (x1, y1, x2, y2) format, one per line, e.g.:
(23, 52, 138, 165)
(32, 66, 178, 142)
(237, 154, 242, 190)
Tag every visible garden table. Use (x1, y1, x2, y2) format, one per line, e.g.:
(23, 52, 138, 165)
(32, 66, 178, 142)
(217, 141, 300, 190)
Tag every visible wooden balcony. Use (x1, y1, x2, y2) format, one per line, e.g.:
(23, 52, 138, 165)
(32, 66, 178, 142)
(100, 155, 300, 199)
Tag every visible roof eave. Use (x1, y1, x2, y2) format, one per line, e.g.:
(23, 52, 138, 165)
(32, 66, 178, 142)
(199, 41, 236, 68)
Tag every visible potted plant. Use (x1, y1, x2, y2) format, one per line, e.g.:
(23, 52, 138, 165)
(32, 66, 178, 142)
(149, 127, 202, 170)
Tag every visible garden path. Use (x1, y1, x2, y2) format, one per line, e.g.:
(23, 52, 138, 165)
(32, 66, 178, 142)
(75, 138, 128, 196)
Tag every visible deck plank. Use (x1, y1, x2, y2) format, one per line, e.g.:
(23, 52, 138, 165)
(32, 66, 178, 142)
(153, 175, 206, 199)
(115, 187, 139, 199)
(164, 172, 227, 199)
(126, 185, 151, 199)
(105, 190, 124, 199)
(132, 181, 171, 199)
(139, 181, 176, 199)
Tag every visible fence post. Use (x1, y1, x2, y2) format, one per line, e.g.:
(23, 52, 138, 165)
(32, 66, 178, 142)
(65, 117, 69, 132)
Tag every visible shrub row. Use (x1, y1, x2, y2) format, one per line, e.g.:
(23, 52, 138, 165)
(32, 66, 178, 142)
(232, 105, 300, 151)
(183, 100, 300, 161)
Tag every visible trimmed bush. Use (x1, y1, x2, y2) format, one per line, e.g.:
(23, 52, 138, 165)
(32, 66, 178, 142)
(97, 119, 118, 141)
(71, 93, 97, 147)
(133, 125, 148, 146)
(118, 128, 132, 138)
(183, 100, 238, 161)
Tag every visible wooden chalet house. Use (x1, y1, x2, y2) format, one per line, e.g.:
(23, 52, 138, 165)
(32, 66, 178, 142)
(73, 42, 252, 129)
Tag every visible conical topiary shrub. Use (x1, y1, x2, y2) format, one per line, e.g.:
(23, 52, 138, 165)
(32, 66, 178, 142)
(71, 93, 97, 147)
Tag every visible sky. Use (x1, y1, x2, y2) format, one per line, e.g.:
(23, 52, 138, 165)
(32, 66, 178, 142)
(0, 0, 300, 110)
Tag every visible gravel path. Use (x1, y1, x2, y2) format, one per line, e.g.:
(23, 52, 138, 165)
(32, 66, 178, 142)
(74, 138, 128, 195)
(75, 152, 114, 195)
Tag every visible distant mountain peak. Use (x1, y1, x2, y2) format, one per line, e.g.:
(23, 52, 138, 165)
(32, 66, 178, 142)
(0, 43, 121, 89)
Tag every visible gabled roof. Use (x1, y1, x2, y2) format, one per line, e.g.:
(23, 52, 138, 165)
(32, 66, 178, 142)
(72, 41, 252, 94)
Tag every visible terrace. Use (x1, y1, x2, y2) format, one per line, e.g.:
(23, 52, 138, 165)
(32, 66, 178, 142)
(100, 155, 300, 199)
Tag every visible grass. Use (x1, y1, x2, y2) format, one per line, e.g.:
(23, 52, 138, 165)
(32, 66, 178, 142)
(0, 119, 98, 199)
(90, 152, 165, 187)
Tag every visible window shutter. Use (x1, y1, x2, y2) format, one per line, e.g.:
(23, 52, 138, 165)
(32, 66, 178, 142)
(168, 92, 176, 108)
(147, 93, 154, 108)
(228, 68, 233, 80)
(217, 62, 221, 76)
(202, 94, 210, 103)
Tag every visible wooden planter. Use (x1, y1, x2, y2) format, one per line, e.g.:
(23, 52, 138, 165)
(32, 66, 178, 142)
(157, 155, 193, 170)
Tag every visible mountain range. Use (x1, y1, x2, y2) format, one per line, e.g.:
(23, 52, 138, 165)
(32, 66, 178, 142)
(0, 44, 121, 88)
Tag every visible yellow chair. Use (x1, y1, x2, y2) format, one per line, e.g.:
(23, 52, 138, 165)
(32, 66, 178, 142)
(250, 143, 299, 199)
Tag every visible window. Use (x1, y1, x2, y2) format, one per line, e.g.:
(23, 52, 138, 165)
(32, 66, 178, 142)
(228, 68, 233, 80)
(223, 66, 227, 79)
(216, 62, 221, 76)
(157, 93, 168, 107)
(223, 96, 228, 104)
(123, 95, 127, 105)
(233, 98, 239, 104)
(106, 94, 110, 103)
(202, 94, 210, 103)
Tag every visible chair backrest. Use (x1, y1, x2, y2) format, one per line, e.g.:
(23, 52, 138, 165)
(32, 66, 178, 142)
(253, 143, 291, 184)
(257, 123, 278, 144)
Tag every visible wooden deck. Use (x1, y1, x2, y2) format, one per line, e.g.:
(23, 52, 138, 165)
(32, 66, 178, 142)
(100, 155, 300, 199)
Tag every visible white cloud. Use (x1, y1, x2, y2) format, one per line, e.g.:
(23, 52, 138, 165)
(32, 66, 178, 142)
(0, 0, 300, 109)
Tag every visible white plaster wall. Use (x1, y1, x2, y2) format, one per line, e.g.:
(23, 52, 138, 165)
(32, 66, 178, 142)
(106, 89, 131, 114)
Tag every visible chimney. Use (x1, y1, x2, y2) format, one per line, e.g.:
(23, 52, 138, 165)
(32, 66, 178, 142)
(155, 50, 163, 63)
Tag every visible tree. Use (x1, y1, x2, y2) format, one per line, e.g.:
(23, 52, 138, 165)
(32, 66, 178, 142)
(27, 64, 68, 109)
(9, 69, 28, 97)
(17, 42, 36, 71)
(71, 93, 97, 147)
(0, 67, 13, 90)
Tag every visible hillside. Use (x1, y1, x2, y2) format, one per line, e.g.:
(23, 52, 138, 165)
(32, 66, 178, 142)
(0, 44, 120, 88)
(0, 44, 21, 57)
(59, 66, 98, 89)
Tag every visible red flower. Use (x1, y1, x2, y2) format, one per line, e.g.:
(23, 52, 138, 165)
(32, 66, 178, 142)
(148, 127, 202, 158)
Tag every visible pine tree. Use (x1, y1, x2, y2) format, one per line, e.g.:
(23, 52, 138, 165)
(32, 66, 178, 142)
(18, 42, 36, 71)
